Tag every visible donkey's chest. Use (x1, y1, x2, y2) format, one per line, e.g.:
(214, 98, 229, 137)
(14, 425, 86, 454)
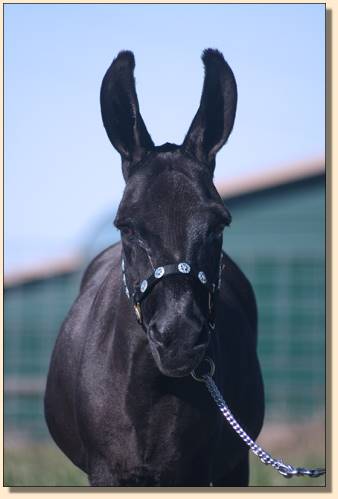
(78, 365, 218, 476)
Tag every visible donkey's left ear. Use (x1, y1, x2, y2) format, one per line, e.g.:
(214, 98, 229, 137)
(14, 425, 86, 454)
(100, 51, 154, 177)
(183, 49, 237, 172)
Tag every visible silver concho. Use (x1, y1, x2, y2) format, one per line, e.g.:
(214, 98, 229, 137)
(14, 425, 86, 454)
(198, 271, 207, 284)
(178, 262, 191, 274)
(154, 267, 165, 279)
(140, 280, 148, 293)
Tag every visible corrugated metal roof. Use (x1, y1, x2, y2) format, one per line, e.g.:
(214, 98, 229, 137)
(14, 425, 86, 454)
(216, 157, 324, 200)
(4, 254, 82, 287)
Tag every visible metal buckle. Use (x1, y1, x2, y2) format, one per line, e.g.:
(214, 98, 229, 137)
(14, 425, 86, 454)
(133, 303, 143, 325)
(191, 357, 215, 382)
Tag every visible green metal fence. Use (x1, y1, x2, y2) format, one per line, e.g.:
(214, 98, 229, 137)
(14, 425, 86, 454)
(4, 271, 82, 441)
(244, 255, 325, 421)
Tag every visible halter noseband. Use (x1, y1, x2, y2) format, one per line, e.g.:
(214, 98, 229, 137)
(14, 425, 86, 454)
(121, 257, 223, 329)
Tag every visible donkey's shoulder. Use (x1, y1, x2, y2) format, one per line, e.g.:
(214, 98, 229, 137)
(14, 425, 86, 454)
(221, 251, 258, 331)
(80, 241, 122, 293)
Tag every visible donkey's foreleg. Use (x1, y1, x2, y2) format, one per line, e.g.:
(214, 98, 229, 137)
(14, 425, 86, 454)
(212, 454, 249, 487)
(88, 456, 161, 486)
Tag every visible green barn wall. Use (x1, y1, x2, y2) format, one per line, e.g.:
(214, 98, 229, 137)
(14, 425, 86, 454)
(223, 179, 324, 260)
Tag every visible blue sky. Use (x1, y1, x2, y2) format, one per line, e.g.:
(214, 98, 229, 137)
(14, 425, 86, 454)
(4, 4, 325, 274)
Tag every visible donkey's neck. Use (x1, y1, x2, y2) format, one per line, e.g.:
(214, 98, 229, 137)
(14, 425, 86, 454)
(109, 270, 160, 385)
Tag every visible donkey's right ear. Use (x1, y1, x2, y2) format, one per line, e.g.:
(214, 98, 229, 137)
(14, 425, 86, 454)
(100, 51, 154, 176)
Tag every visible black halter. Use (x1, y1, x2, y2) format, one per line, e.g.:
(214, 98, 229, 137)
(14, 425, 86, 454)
(121, 256, 223, 330)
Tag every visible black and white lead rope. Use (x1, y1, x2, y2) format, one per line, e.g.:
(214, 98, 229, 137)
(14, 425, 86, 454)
(191, 357, 326, 480)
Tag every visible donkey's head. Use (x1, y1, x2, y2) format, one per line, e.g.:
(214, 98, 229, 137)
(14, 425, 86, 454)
(100, 49, 236, 377)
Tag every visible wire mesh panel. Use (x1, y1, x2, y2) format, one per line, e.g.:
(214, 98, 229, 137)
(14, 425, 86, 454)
(4, 272, 82, 440)
(239, 255, 325, 422)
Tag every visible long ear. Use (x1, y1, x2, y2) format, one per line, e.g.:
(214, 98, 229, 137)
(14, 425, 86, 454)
(182, 49, 237, 172)
(100, 51, 154, 174)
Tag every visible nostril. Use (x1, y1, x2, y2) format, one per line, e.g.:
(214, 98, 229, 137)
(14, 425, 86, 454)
(148, 326, 171, 348)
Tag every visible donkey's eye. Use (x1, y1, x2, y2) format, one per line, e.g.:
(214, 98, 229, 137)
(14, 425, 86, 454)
(120, 225, 135, 238)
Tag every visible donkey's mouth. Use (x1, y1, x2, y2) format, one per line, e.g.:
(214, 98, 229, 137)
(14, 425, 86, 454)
(148, 341, 208, 378)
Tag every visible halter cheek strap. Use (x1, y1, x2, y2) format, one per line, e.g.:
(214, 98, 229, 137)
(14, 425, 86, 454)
(121, 257, 223, 329)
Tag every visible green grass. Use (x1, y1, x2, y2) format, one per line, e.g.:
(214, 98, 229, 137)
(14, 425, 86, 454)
(4, 444, 88, 487)
(249, 419, 326, 487)
(4, 419, 326, 487)
(250, 454, 326, 487)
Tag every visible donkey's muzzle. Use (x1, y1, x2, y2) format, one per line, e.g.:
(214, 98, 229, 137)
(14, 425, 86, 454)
(147, 322, 210, 377)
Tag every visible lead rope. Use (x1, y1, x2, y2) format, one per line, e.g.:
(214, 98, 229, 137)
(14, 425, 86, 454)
(191, 358, 326, 480)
